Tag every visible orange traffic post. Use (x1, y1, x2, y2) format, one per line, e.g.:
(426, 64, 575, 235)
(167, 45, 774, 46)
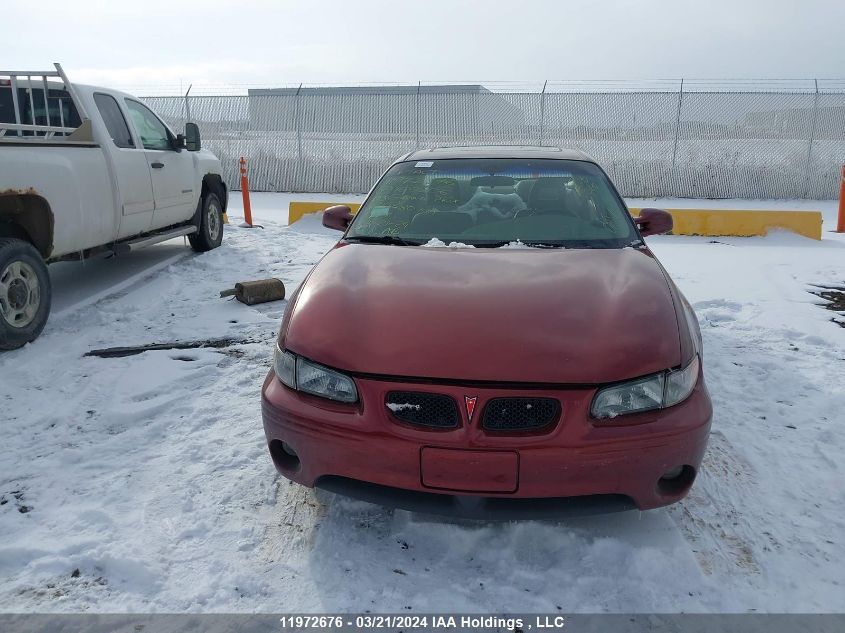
(239, 156, 254, 227)
(837, 165, 845, 233)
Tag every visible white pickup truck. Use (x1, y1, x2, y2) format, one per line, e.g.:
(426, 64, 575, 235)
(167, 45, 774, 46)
(0, 64, 228, 350)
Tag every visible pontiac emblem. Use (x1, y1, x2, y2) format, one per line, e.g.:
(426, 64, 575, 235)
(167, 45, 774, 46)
(464, 396, 478, 421)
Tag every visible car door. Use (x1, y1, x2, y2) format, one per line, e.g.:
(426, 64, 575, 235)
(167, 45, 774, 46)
(92, 92, 156, 239)
(123, 99, 197, 230)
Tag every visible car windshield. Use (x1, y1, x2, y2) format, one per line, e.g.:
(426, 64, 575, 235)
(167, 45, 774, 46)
(346, 158, 639, 248)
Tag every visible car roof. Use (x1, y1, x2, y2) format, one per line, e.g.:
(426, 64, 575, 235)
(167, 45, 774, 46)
(399, 145, 596, 163)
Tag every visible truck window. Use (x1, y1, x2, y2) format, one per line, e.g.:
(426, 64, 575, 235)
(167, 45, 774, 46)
(124, 99, 171, 151)
(0, 86, 14, 124)
(94, 93, 134, 148)
(0, 85, 81, 133)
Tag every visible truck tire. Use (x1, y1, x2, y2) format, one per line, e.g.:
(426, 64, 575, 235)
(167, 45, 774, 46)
(189, 192, 224, 252)
(0, 238, 51, 350)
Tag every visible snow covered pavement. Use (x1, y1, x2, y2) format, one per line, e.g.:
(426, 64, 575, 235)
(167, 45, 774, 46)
(1, 195, 843, 612)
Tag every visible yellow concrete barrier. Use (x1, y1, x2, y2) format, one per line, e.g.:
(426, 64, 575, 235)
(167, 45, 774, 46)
(289, 201, 822, 241)
(628, 208, 822, 240)
(288, 201, 361, 225)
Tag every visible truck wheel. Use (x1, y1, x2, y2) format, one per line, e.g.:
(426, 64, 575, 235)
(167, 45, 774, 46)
(189, 192, 224, 252)
(0, 238, 51, 350)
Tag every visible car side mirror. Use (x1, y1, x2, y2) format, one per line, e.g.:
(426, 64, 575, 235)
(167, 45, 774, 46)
(174, 133, 186, 150)
(185, 122, 201, 151)
(322, 205, 354, 231)
(635, 208, 673, 237)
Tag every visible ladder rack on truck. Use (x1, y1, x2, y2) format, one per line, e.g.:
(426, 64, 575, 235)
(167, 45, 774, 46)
(0, 63, 90, 139)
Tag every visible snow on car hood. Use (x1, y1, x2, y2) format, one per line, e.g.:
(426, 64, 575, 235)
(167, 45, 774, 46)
(283, 243, 681, 384)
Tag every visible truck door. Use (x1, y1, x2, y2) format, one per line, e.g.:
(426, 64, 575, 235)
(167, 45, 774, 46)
(92, 93, 156, 239)
(124, 99, 197, 230)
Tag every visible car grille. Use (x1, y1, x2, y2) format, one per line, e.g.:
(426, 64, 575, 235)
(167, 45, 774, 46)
(385, 391, 459, 428)
(481, 397, 561, 431)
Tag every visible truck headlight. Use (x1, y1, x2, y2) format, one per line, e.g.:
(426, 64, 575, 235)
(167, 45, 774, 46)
(273, 344, 358, 403)
(591, 355, 699, 419)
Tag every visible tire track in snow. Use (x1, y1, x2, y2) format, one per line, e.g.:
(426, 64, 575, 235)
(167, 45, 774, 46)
(51, 251, 193, 321)
(662, 282, 845, 611)
(262, 482, 327, 565)
(669, 430, 763, 576)
(0, 220, 338, 611)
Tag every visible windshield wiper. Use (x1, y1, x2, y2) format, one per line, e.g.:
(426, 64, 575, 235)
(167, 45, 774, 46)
(345, 235, 422, 246)
(471, 240, 510, 248)
(522, 241, 566, 249)
(470, 240, 566, 249)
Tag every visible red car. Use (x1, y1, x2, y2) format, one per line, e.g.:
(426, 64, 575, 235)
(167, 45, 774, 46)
(262, 147, 711, 519)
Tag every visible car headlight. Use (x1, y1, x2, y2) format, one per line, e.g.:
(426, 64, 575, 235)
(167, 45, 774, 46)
(273, 344, 358, 403)
(664, 354, 700, 407)
(591, 355, 699, 419)
(273, 345, 296, 389)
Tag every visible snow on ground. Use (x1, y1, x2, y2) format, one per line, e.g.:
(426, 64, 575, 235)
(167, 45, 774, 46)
(0, 194, 843, 613)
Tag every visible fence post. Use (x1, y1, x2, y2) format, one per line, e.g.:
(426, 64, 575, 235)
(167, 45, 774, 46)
(183, 84, 192, 122)
(294, 83, 303, 192)
(670, 78, 684, 196)
(803, 78, 820, 199)
(538, 80, 548, 146)
(415, 81, 421, 150)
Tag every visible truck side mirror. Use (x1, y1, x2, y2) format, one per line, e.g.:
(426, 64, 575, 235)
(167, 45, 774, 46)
(185, 122, 201, 151)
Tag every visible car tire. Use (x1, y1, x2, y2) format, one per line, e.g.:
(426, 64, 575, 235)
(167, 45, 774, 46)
(189, 192, 224, 252)
(0, 238, 52, 351)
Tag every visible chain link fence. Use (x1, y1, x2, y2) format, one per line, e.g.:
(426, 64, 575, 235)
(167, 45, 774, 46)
(141, 80, 845, 199)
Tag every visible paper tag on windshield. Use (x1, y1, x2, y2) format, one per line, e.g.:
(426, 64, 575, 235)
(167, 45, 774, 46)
(415, 161, 434, 168)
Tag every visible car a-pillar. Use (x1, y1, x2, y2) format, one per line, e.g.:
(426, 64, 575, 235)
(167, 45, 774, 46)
(0, 193, 54, 350)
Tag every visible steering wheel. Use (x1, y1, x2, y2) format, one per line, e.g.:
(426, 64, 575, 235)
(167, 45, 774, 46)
(514, 208, 537, 219)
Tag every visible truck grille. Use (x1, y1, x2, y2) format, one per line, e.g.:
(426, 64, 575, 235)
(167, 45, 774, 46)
(481, 397, 560, 431)
(385, 391, 459, 428)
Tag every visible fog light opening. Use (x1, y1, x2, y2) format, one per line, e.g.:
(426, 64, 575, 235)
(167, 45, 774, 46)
(269, 439, 301, 472)
(663, 465, 684, 480)
(657, 465, 695, 496)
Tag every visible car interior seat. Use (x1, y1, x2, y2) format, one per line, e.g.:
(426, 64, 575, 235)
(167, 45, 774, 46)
(379, 175, 427, 224)
(565, 188, 599, 224)
(527, 177, 569, 214)
(516, 179, 535, 204)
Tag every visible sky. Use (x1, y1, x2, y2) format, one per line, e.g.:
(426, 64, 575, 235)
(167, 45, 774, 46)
(4, 0, 845, 93)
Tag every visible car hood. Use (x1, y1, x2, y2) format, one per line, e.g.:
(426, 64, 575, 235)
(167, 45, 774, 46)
(283, 243, 681, 384)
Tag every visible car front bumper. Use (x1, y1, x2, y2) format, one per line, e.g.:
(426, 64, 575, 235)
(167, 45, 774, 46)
(261, 369, 712, 516)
